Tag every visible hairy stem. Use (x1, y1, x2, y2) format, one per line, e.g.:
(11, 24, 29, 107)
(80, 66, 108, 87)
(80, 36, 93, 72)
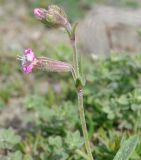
(78, 89, 93, 160)
(66, 23, 93, 160)
(71, 39, 79, 78)
(65, 23, 79, 78)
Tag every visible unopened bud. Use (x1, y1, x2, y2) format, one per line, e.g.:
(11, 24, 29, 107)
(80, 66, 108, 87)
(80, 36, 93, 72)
(34, 5, 69, 29)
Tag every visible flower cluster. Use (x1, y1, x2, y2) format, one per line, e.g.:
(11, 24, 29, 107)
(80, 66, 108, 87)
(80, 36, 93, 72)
(18, 5, 73, 75)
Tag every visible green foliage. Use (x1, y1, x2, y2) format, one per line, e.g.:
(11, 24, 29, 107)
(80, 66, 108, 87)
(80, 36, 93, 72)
(65, 131, 84, 150)
(8, 151, 23, 160)
(1, 53, 141, 159)
(25, 96, 79, 131)
(0, 128, 22, 160)
(0, 151, 23, 160)
(0, 128, 21, 150)
(84, 54, 141, 131)
(25, 53, 141, 159)
(113, 135, 138, 160)
(23, 97, 83, 159)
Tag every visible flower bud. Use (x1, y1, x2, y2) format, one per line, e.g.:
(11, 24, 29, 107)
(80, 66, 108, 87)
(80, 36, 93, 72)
(34, 5, 69, 29)
(34, 8, 48, 23)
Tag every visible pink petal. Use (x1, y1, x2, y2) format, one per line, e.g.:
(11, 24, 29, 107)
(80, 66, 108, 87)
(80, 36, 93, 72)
(34, 8, 42, 17)
(23, 63, 34, 74)
(24, 48, 35, 62)
(34, 8, 48, 21)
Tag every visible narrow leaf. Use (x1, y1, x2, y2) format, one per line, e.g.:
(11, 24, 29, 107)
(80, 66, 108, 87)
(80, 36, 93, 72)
(113, 135, 138, 160)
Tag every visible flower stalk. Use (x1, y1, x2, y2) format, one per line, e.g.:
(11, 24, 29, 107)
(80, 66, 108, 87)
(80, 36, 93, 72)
(66, 25, 93, 159)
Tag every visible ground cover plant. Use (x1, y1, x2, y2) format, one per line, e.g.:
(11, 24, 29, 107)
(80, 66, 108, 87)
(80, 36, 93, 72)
(0, 3, 141, 160)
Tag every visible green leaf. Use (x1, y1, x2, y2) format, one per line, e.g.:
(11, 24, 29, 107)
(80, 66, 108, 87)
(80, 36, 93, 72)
(0, 151, 22, 160)
(70, 22, 78, 39)
(118, 95, 129, 105)
(23, 155, 33, 160)
(48, 136, 69, 159)
(0, 128, 21, 150)
(10, 151, 23, 160)
(113, 135, 138, 160)
(65, 131, 84, 150)
(48, 136, 62, 148)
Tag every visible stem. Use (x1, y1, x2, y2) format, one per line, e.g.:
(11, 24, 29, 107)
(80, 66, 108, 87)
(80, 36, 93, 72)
(71, 39, 79, 78)
(65, 23, 79, 78)
(65, 23, 93, 160)
(78, 89, 93, 160)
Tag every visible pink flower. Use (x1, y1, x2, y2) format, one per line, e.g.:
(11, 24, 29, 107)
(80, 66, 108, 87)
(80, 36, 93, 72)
(23, 63, 34, 74)
(18, 48, 38, 74)
(34, 8, 48, 21)
(18, 49, 75, 77)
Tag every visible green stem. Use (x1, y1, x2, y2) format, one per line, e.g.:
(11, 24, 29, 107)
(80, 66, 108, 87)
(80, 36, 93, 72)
(65, 23, 79, 78)
(65, 23, 93, 160)
(71, 39, 79, 78)
(78, 89, 93, 160)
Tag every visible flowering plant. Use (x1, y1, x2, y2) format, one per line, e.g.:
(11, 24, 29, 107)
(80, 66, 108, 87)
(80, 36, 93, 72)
(17, 4, 139, 160)
(18, 4, 93, 160)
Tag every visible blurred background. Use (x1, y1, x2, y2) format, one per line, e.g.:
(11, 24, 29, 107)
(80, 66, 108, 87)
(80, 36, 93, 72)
(2, 0, 141, 56)
(1, 0, 141, 159)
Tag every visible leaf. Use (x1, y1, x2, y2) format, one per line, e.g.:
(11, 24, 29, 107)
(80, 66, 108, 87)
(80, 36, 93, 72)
(10, 151, 23, 160)
(118, 95, 129, 105)
(65, 131, 84, 150)
(25, 95, 46, 110)
(68, 22, 78, 40)
(0, 151, 23, 160)
(71, 22, 78, 38)
(23, 155, 33, 160)
(113, 135, 138, 160)
(0, 128, 21, 150)
(48, 136, 69, 159)
(48, 136, 62, 148)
